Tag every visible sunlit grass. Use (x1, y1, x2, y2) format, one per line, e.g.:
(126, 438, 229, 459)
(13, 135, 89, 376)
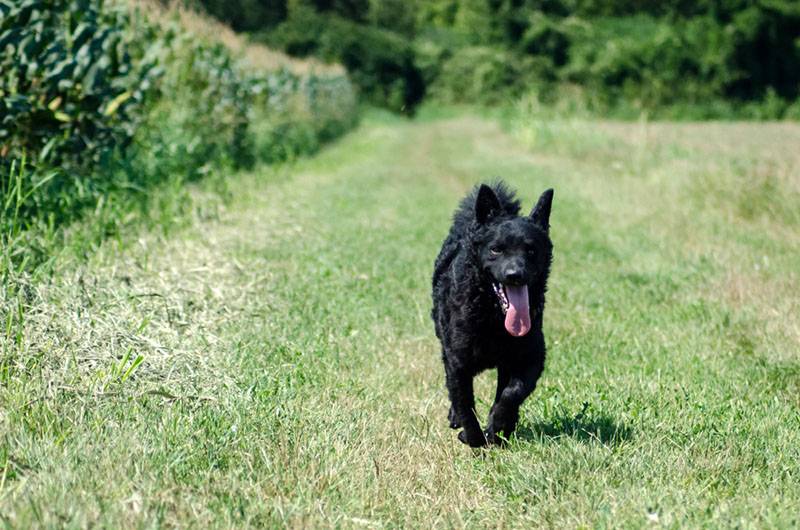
(1, 111, 798, 527)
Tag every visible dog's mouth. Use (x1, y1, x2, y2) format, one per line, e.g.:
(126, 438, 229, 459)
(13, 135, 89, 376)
(492, 281, 531, 337)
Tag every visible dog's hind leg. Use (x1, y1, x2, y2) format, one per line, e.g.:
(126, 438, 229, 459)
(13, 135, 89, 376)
(445, 362, 487, 447)
(442, 350, 461, 429)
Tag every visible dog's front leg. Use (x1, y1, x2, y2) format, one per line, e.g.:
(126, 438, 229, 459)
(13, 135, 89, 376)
(490, 365, 511, 416)
(485, 362, 541, 444)
(445, 363, 486, 447)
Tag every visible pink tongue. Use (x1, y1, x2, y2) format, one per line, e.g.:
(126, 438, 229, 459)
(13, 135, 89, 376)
(504, 285, 531, 337)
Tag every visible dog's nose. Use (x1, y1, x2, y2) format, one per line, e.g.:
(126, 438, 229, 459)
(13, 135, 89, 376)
(503, 267, 524, 284)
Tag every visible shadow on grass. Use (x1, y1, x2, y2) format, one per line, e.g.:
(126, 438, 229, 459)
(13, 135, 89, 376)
(516, 402, 633, 447)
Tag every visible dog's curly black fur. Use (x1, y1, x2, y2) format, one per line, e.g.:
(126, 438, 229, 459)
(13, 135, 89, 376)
(431, 182, 553, 447)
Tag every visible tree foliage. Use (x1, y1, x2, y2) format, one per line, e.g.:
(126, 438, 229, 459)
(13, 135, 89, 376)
(197, 0, 800, 116)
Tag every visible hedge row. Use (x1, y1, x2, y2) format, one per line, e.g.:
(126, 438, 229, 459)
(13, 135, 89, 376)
(0, 0, 357, 233)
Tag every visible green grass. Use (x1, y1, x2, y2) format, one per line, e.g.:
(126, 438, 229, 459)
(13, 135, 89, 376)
(1, 110, 799, 527)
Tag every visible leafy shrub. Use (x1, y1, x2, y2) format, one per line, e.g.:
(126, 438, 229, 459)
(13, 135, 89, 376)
(429, 45, 553, 105)
(0, 0, 358, 270)
(248, 69, 357, 163)
(0, 1, 157, 169)
(368, 0, 417, 36)
(0, 0, 164, 225)
(519, 11, 570, 66)
(196, 0, 287, 32)
(194, 0, 800, 116)
(562, 15, 718, 110)
(723, 3, 800, 102)
(512, 1, 800, 115)
(130, 28, 254, 182)
(261, 8, 424, 112)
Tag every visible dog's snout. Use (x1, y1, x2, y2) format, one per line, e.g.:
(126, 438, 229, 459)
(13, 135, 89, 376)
(503, 265, 525, 284)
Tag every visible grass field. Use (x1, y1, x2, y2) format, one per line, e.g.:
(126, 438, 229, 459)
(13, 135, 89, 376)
(1, 110, 799, 527)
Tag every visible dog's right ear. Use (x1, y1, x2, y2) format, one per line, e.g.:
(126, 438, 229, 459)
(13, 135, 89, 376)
(475, 184, 501, 224)
(530, 188, 554, 231)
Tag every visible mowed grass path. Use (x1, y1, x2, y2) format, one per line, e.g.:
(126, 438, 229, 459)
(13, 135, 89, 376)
(2, 112, 799, 527)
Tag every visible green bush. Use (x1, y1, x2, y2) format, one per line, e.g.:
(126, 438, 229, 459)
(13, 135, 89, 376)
(561, 16, 717, 110)
(0, 0, 358, 272)
(0, 0, 163, 225)
(130, 28, 254, 182)
(519, 11, 570, 66)
(248, 70, 357, 163)
(511, 1, 800, 115)
(188, 0, 800, 116)
(193, 0, 800, 117)
(429, 45, 553, 105)
(0, 0, 156, 169)
(260, 8, 424, 112)
(195, 0, 286, 32)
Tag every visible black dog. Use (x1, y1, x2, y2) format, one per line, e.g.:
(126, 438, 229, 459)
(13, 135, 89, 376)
(431, 182, 553, 447)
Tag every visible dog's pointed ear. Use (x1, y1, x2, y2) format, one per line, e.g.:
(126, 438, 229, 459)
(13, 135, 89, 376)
(475, 184, 502, 224)
(530, 188, 554, 231)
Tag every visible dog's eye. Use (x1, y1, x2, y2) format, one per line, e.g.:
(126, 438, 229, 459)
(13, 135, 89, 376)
(489, 247, 502, 256)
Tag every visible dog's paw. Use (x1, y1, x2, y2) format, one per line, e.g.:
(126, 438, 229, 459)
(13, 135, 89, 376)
(484, 428, 508, 446)
(458, 429, 488, 448)
(448, 407, 460, 429)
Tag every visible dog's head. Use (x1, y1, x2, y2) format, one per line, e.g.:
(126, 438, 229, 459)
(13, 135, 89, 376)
(471, 185, 553, 337)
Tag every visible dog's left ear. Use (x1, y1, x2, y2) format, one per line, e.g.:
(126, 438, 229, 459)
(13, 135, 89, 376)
(475, 184, 502, 224)
(530, 188, 554, 231)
